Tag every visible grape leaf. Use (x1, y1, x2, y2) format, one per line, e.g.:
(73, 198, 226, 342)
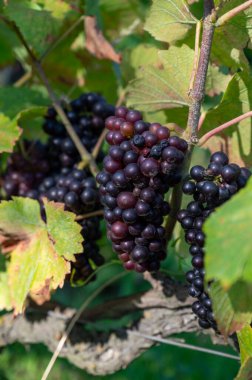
(3, 0, 62, 56)
(0, 87, 49, 119)
(201, 72, 252, 167)
(204, 177, 252, 288)
(36, 0, 72, 18)
(0, 114, 22, 153)
(238, 325, 252, 363)
(205, 65, 232, 96)
(235, 358, 252, 380)
(130, 45, 159, 71)
(85, 0, 99, 16)
(0, 272, 12, 311)
(212, 1, 252, 70)
(0, 197, 83, 313)
(0, 87, 48, 152)
(44, 200, 82, 261)
(209, 282, 252, 337)
(236, 326, 252, 380)
(144, 0, 196, 44)
(126, 45, 194, 111)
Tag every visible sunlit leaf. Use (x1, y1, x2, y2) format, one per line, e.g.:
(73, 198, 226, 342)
(201, 72, 252, 167)
(127, 45, 194, 111)
(0, 114, 22, 153)
(0, 197, 83, 313)
(144, 0, 196, 44)
(0, 272, 12, 311)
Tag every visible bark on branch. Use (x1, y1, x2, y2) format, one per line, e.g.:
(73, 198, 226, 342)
(0, 278, 229, 376)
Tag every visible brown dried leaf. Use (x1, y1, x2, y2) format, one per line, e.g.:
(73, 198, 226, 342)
(84, 16, 122, 63)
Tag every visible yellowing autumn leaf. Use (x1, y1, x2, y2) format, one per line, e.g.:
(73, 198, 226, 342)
(0, 197, 83, 314)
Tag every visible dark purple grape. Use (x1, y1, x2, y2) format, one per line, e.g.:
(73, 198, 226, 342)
(162, 146, 184, 164)
(122, 208, 138, 224)
(192, 255, 204, 269)
(135, 201, 151, 217)
(126, 110, 142, 123)
(124, 163, 141, 180)
(190, 165, 205, 181)
(202, 181, 218, 197)
(133, 134, 145, 148)
(112, 170, 128, 188)
(140, 158, 159, 177)
(123, 151, 138, 165)
(221, 164, 240, 183)
(109, 146, 124, 161)
(210, 151, 228, 165)
(183, 181, 196, 195)
(117, 192, 137, 209)
(115, 106, 128, 119)
(81, 188, 97, 205)
(64, 192, 79, 208)
(131, 246, 149, 263)
(181, 217, 194, 229)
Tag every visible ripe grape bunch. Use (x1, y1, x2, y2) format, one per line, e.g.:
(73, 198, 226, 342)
(178, 151, 251, 329)
(3, 92, 114, 284)
(97, 106, 188, 272)
(44, 92, 114, 168)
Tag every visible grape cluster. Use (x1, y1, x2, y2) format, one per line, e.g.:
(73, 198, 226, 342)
(44, 92, 114, 168)
(178, 151, 251, 329)
(2, 92, 112, 284)
(3, 141, 51, 198)
(97, 106, 188, 272)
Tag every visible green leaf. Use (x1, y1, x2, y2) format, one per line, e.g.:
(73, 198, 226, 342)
(205, 65, 232, 96)
(236, 325, 252, 380)
(0, 24, 19, 68)
(130, 45, 159, 71)
(204, 177, 252, 288)
(201, 72, 252, 167)
(238, 325, 252, 363)
(126, 45, 194, 112)
(35, 0, 72, 19)
(144, 0, 196, 44)
(202, 71, 251, 135)
(0, 197, 44, 235)
(4, 1, 62, 56)
(43, 37, 85, 92)
(0, 87, 49, 152)
(0, 197, 83, 313)
(85, 0, 100, 16)
(212, 1, 252, 70)
(0, 114, 22, 153)
(44, 199, 83, 261)
(0, 87, 49, 119)
(0, 272, 12, 311)
(209, 282, 252, 337)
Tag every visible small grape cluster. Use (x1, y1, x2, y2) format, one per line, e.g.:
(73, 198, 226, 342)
(3, 141, 52, 198)
(178, 151, 251, 329)
(97, 106, 188, 272)
(2, 92, 112, 284)
(44, 92, 114, 168)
